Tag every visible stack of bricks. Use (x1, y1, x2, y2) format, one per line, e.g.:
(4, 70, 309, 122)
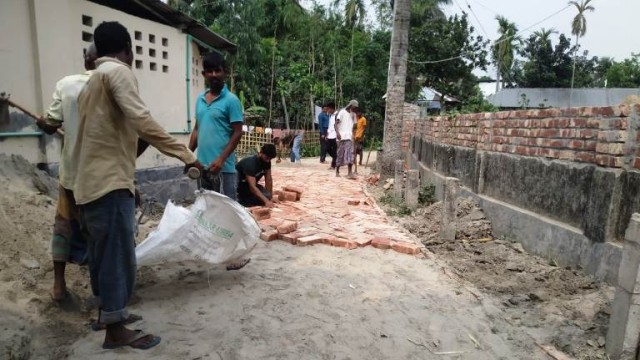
(403, 103, 640, 170)
(254, 167, 425, 257)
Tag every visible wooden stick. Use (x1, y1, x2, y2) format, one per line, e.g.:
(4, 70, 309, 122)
(1, 96, 64, 136)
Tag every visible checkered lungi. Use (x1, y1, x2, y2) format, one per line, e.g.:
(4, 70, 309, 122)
(336, 139, 354, 167)
(51, 185, 87, 264)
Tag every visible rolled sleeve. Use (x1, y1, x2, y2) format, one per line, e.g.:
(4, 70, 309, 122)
(45, 81, 64, 125)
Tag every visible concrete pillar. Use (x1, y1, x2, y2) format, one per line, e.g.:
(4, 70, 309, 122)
(440, 177, 459, 241)
(393, 159, 404, 200)
(606, 213, 640, 360)
(405, 170, 419, 210)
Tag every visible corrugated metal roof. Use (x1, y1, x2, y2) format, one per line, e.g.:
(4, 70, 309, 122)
(487, 88, 640, 108)
(88, 0, 237, 53)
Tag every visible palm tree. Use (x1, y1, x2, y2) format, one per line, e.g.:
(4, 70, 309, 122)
(533, 27, 557, 46)
(492, 16, 520, 92)
(568, 0, 595, 102)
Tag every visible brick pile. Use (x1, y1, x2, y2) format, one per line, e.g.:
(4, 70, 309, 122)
(250, 165, 424, 256)
(402, 103, 640, 170)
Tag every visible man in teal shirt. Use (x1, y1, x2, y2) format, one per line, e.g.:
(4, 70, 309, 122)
(189, 52, 243, 200)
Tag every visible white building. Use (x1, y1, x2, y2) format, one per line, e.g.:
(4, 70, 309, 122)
(0, 0, 235, 171)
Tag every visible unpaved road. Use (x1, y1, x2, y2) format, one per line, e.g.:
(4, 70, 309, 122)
(66, 240, 549, 359)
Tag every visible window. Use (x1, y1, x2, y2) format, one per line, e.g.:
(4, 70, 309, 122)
(136, 46, 143, 55)
(149, 48, 156, 58)
(150, 62, 157, 71)
(162, 38, 168, 46)
(149, 34, 155, 43)
(162, 51, 168, 60)
(135, 60, 143, 69)
(82, 15, 93, 27)
(162, 65, 169, 73)
(82, 31, 93, 42)
(134, 31, 142, 41)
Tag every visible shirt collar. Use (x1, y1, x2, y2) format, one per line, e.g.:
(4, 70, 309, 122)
(95, 56, 131, 69)
(199, 85, 229, 101)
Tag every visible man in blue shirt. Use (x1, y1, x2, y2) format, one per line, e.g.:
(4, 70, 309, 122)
(318, 104, 330, 163)
(189, 52, 243, 200)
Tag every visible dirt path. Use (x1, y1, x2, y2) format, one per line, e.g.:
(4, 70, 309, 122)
(1, 155, 587, 359)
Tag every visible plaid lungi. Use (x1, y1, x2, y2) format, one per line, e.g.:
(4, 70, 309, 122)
(51, 185, 87, 264)
(336, 139, 354, 167)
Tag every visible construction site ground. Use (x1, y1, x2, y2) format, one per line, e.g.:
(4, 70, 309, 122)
(0, 153, 613, 359)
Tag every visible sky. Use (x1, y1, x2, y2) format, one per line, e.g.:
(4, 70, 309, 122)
(302, 0, 640, 61)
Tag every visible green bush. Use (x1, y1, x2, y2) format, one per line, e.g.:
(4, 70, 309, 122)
(418, 183, 436, 206)
(301, 144, 320, 158)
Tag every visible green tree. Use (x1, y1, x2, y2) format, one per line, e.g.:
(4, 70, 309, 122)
(568, 0, 595, 96)
(606, 55, 640, 88)
(492, 16, 520, 92)
(408, 13, 489, 106)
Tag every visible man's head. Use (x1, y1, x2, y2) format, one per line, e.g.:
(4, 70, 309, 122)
(355, 107, 363, 117)
(346, 99, 359, 111)
(93, 21, 133, 66)
(325, 101, 336, 114)
(202, 52, 226, 94)
(259, 143, 277, 163)
(83, 43, 98, 71)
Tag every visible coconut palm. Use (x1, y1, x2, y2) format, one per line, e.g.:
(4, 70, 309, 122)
(568, 0, 595, 96)
(491, 16, 520, 92)
(533, 28, 557, 45)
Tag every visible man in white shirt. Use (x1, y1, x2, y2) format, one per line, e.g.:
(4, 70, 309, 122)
(325, 102, 338, 169)
(334, 99, 358, 178)
(37, 44, 98, 302)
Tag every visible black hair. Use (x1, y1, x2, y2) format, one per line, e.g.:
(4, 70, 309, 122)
(261, 143, 277, 158)
(202, 52, 226, 71)
(94, 21, 132, 57)
(324, 101, 336, 109)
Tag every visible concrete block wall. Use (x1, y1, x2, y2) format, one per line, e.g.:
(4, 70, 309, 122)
(403, 103, 640, 284)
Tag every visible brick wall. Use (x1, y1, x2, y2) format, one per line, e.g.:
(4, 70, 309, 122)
(403, 103, 640, 170)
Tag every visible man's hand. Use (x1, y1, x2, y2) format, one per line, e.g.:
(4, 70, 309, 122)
(336, 133, 342, 141)
(183, 160, 204, 174)
(264, 200, 275, 208)
(320, 135, 326, 140)
(208, 157, 225, 174)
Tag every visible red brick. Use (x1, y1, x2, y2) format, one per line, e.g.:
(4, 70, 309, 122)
(277, 220, 298, 234)
(634, 158, 640, 170)
(371, 237, 395, 250)
(250, 208, 271, 220)
(575, 152, 595, 163)
(567, 140, 584, 149)
(347, 199, 360, 206)
(540, 129, 559, 138)
(260, 230, 279, 241)
(260, 218, 283, 228)
(330, 237, 359, 249)
(296, 234, 328, 246)
(282, 191, 298, 202)
(391, 241, 423, 255)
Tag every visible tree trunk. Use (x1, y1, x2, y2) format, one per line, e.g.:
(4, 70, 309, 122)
(495, 60, 501, 93)
(570, 36, 579, 108)
(281, 92, 290, 130)
(268, 31, 277, 128)
(381, 0, 411, 176)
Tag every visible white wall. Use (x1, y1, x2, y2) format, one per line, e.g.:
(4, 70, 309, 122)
(0, 0, 205, 169)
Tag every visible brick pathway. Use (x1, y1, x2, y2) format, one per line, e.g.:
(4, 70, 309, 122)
(250, 160, 424, 255)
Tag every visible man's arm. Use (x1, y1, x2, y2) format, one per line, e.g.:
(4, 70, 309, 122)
(334, 111, 342, 141)
(108, 65, 198, 166)
(265, 169, 273, 195)
(188, 120, 198, 152)
(209, 122, 242, 173)
(246, 175, 273, 207)
(37, 81, 64, 135)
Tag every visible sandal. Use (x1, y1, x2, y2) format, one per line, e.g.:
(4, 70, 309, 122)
(226, 258, 251, 271)
(102, 330, 161, 350)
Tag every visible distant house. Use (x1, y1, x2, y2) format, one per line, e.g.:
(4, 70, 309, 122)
(0, 0, 236, 170)
(487, 88, 640, 110)
(416, 87, 459, 115)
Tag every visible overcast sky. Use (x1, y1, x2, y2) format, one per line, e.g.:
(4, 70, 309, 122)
(302, 0, 639, 61)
